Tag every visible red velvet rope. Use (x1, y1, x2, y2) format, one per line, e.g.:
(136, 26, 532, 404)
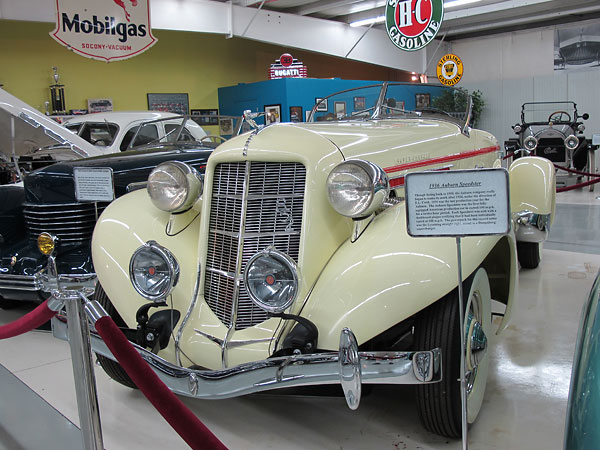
(554, 164, 600, 177)
(94, 316, 228, 450)
(0, 299, 56, 339)
(556, 176, 600, 192)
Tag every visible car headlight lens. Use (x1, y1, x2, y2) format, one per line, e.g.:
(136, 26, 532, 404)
(129, 241, 180, 302)
(523, 136, 538, 150)
(244, 247, 298, 313)
(326, 160, 390, 218)
(513, 124, 522, 134)
(147, 161, 202, 213)
(37, 232, 57, 256)
(565, 135, 579, 150)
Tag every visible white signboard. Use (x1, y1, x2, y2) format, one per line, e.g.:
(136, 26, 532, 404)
(50, 0, 157, 62)
(74, 167, 115, 202)
(405, 169, 510, 237)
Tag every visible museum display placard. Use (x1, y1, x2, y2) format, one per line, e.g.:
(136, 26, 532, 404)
(73, 167, 115, 202)
(405, 168, 510, 237)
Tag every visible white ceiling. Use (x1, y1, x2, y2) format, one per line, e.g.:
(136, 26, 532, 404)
(226, 0, 600, 39)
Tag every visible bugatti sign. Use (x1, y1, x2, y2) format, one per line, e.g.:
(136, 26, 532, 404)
(385, 0, 444, 52)
(50, 0, 157, 62)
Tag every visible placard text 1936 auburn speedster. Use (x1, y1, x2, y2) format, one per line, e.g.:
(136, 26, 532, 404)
(49, 83, 556, 438)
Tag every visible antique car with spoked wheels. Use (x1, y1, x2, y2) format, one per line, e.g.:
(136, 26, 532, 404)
(49, 82, 555, 438)
(504, 101, 597, 188)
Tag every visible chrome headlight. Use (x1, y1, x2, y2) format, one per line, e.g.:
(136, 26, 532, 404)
(326, 160, 390, 218)
(244, 247, 299, 313)
(129, 241, 180, 302)
(147, 161, 202, 213)
(513, 124, 522, 134)
(523, 136, 538, 151)
(577, 123, 585, 133)
(565, 135, 579, 150)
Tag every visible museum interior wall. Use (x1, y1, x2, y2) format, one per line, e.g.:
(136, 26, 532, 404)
(0, 20, 409, 115)
(451, 20, 600, 146)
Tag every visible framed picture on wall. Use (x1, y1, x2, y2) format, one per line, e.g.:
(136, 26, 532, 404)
(315, 98, 328, 112)
(289, 106, 303, 122)
(219, 117, 233, 135)
(415, 93, 431, 109)
(334, 101, 346, 118)
(353, 96, 366, 110)
(147, 93, 189, 115)
(191, 108, 219, 125)
(265, 104, 281, 124)
(88, 98, 113, 113)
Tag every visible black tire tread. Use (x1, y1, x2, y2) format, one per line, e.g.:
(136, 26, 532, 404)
(517, 241, 540, 269)
(415, 293, 462, 437)
(94, 284, 138, 389)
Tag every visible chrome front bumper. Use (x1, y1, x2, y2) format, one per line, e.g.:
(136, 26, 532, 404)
(0, 273, 44, 291)
(514, 210, 551, 243)
(51, 309, 442, 409)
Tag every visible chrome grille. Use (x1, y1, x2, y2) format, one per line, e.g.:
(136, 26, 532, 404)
(204, 162, 306, 330)
(23, 202, 108, 243)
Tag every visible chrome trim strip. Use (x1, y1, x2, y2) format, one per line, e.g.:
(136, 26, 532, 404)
(52, 317, 442, 401)
(175, 263, 202, 366)
(205, 267, 235, 279)
(194, 329, 274, 349)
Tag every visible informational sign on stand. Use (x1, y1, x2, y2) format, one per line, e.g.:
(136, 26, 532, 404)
(405, 168, 510, 237)
(405, 168, 509, 450)
(74, 167, 115, 202)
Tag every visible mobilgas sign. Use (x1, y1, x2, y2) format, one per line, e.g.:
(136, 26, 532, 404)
(385, 0, 444, 52)
(50, 0, 157, 62)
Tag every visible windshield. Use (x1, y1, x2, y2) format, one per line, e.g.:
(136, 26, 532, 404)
(67, 121, 119, 147)
(521, 102, 578, 124)
(308, 83, 471, 127)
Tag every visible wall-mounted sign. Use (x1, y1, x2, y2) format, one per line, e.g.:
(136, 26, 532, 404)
(436, 53, 463, 86)
(50, 0, 157, 62)
(385, 0, 444, 52)
(269, 53, 308, 79)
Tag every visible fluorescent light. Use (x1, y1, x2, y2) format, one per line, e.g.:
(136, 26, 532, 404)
(445, 0, 482, 8)
(350, 15, 385, 27)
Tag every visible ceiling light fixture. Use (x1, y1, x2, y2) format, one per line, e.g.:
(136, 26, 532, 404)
(445, 0, 483, 8)
(349, 15, 385, 28)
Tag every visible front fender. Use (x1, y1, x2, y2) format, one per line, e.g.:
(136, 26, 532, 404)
(509, 156, 556, 222)
(91, 189, 201, 330)
(301, 204, 512, 350)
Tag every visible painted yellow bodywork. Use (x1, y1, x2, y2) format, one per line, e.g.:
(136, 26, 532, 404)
(92, 118, 548, 370)
(509, 156, 556, 223)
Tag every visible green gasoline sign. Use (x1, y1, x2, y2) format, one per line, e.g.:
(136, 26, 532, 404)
(385, 0, 444, 52)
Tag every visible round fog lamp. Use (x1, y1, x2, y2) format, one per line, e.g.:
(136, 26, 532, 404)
(37, 232, 57, 256)
(129, 241, 180, 302)
(513, 124, 522, 134)
(147, 161, 202, 213)
(326, 160, 389, 218)
(565, 135, 579, 150)
(244, 248, 299, 313)
(523, 136, 538, 151)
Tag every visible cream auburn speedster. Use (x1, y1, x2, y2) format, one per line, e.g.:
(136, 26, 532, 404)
(49, 83, 555, 438)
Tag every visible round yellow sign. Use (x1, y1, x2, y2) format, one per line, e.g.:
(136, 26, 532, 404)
(436, 54, 463, 86)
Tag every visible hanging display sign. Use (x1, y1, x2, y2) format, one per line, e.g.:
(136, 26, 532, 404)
(50, 0, 158, 62)
(269, 54, 308, 79)
(436, 53, 463, 86)
(385, 0, 444, 52)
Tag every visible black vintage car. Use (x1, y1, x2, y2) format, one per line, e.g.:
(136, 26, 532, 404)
(504, 101, 598, 188)
(0, 139, 214, 307)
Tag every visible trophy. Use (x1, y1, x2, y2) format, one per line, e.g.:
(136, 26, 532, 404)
(49, 67, 66, 115)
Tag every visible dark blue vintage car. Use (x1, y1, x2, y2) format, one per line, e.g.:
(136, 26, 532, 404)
(0, 121, 218, 307)
(564, 270, 600, 449)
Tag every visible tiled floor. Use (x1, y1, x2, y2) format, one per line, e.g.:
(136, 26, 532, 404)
(0, 188, 599, 450)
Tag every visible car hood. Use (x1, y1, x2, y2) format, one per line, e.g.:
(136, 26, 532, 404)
(24, 145, 212, 203)
(0, 88, 103, 162)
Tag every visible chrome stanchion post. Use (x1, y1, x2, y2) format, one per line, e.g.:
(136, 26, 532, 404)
(64, 291, 104, 450)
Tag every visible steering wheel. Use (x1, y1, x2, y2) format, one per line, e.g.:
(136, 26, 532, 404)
(548, 110, 571, 123)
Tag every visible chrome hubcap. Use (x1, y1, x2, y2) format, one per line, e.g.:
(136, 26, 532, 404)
(465, 292, 487, 395)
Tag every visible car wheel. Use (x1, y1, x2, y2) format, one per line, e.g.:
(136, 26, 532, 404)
(517, 241, 541, 269)
(94, 283, 138, 389)
(415, 267, 491, 438)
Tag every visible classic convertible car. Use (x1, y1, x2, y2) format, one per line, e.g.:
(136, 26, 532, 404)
(0, 116, 215, 307)
(504, 101, 597, 190)
(49, 83, 555, 438)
